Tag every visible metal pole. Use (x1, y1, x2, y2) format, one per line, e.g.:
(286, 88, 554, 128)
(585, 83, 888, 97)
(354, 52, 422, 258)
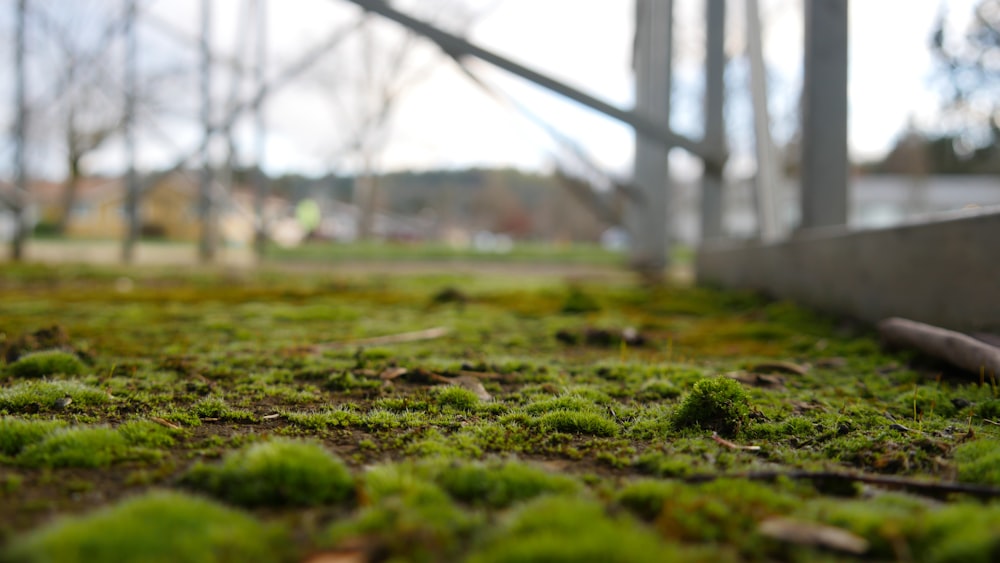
(253, 0, 268, 259)
(341, 0, 713, 166)
(700, 0, 726, 241)
(629, 0, 673, 276)
(199, 0, 215, 262)
(123, 0, 139, 263)
(746, 0, 780, 240)
(12, 0, 28, 261)
(801, 0, 848, 228)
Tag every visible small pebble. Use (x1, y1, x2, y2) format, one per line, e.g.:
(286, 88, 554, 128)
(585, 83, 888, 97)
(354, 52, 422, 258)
(54, 396, 73, 409)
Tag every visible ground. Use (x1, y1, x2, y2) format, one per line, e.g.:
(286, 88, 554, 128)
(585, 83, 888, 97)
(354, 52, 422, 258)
(1, 261, 999, 562)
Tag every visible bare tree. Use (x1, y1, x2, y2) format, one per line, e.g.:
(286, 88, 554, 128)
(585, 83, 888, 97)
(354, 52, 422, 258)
(931, 0, 1000, 150)
(27, 1, 131, 236)
(10, 0, 28, 261)
(316, 1, 481, 241)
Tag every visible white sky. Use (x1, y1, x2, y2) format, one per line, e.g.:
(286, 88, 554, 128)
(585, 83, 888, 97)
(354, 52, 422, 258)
(0, 0, 982, 179)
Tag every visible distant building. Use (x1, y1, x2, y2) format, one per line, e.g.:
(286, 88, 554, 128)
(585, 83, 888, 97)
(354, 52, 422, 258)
(2, 174, 290, 245)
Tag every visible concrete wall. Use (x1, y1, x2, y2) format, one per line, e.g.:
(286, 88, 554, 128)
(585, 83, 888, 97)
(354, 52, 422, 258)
(695, 208, 1000, 331)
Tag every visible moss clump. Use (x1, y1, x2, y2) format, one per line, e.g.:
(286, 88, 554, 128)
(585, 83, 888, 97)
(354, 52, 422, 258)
(434, 385, 480, 411)
(0, 380, 109, 412)
(192, 396, 257, 423)
(327, 465, 475, 561)
(801, 494, 1000, 562)
(8, 350, 84, 378)
(0, 417, 66, 457)
(435, 460, 580, 508)
(560, 287, 601, 314)
(467, 496, 673, 563)
(4, 490, 282, 563)
(954, 439, 1000, 485)
(118, 420, 178, 449)
(538, 410, 618, 437)
(672, 377, 751, 436)
(183, 438, 354, 507)
(17, 426, 128, 468)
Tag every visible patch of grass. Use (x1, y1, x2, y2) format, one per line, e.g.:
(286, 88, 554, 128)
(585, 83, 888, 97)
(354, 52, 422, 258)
(7, 350, 85, 378)
(17, 426, 128, 468)
(192, 396, 257, 423)
(467, 496, 676, 563)
(560, 286, 601, 314)
(0, 417, 67, 456)
(434, 459, 580, 508)
(800, 494, 1000, 562)
(954, 439, 1000, 485)
(434, 385, 480, 411)
(285, 408, 361, 430)
(183, 438, 354, 507)
(4, 490, 284, 563)
(672, 377, 751, 436)
(537, 410, 618, 437)
(117, 420, 178, 449)
(327, 465, 476, 561)
(0, 380, 109, 413)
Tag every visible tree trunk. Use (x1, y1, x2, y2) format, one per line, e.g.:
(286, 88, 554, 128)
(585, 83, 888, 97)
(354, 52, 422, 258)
(56, 154, 83, 235)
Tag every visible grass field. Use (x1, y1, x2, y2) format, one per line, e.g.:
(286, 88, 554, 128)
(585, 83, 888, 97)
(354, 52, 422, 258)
(1, 263, 999, 562)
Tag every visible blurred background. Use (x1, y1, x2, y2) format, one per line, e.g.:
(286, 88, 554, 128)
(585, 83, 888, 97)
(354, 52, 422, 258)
(0, 0, 997, 267)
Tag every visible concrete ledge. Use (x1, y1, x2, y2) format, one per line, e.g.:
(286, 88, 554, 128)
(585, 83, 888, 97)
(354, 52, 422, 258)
(695, 208, 1000, 331)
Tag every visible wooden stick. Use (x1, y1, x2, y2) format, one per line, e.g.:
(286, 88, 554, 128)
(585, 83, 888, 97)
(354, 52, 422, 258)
(312, 327, 450, 351)
(877, 317, 1000, 377)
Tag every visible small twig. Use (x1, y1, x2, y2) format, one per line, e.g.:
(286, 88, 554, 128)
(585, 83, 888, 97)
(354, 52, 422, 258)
(150, 416, 180, 430)
(261, 413, 281, 420)
(682, 470, 1000, 501)
(711, 432, 761, 451)
(311, 327, 450, 352)
(983, 419, 1000, 427)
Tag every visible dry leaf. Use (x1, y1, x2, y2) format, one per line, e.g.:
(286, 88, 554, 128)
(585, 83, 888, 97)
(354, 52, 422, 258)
(379, 367, 408, 380)
(452, 375, 492, 402)
(759, 517, 869, 554)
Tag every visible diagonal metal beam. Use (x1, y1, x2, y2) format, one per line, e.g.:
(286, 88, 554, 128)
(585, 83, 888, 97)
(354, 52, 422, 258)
(340, 0, 717, 166)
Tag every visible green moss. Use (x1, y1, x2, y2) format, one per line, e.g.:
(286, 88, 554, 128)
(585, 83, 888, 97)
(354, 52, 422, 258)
(183, 438, 354, 507)
(192, 396, 257, 423)
(623, 478, 798, 547)
(0, 380, 109, 412)
(0, 417, 66, 456)
(118, 420, 178, 449)
(523, 394, 595, 414)
(954, 439, 1000, 485)
(327, 465, 475, 561)
(17, 426, 128, 468)
(434, 459, 580, 508)
(672, 377, 751, 436)
(639, 378, 682, 400)
(467, 496, 674, 563)
(560, 286, 601, 314)
(634, 450, 697, 478)
(434, 385, 480, 411)
(538, 410, 618, 437)
(8, 350, 85, 378)
(285, 408, 361, 430)
(800, 494, 1000, 562)
(4, 490, 283, 563)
